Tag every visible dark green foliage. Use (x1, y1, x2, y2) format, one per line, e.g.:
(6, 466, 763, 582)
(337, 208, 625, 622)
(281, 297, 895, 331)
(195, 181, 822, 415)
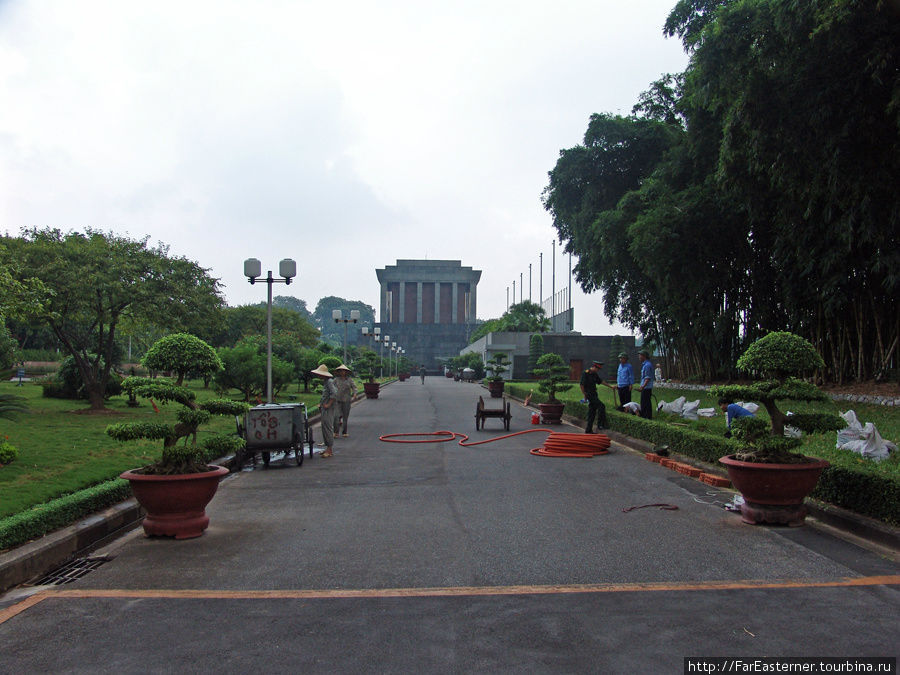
(319, 355, 342, 371)
(533, 353, 573, 403)
(485, 353, 510, 382)
(736, 332, 824, 379)
(141, 333, 222, 385)
(6, 229, 224, 410)
(202, 434, 245, 456)
(528, 334, 544, 378)
(106, 422, 172, 442)
(543, 0, 900, 383)
(46, 355, 122, 400)
(176, 408, 211, 428)
(813, 466, 900, 527)
(0, 479, 134, 551)
(199, 399, 250, 416)
(352, 349, 381, 383)
(214, 341, 293, 401)
(447, 352, 486, 379)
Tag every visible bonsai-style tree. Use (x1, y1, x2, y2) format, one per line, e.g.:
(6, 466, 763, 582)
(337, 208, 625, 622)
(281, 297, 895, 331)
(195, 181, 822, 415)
(353, 349, 382, 383)
(142, 333, 223, 386)
(106, 335, 248, 474)
(533, 352, 574, 403)
(484, 352, 510, 382)
(710, 332, 843, 463)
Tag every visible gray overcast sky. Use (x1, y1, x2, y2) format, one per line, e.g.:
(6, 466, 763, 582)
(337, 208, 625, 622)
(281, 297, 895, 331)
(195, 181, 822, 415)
(0, 0, 688, 336)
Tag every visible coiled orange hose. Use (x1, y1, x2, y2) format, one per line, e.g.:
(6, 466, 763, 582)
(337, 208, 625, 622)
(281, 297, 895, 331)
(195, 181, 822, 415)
(378, 429, 610, 457)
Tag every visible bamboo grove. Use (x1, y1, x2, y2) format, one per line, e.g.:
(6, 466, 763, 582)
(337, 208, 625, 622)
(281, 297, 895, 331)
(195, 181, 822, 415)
(542, 0, 899, 383)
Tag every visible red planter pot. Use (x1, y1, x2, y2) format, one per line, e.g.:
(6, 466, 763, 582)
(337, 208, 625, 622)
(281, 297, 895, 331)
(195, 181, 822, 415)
(538, 402, 565, 424)
(120, 465, 229, 539)
(363, 382, 380, 399)
(719, 455, 829, 527)
(487, 380, 505, 398)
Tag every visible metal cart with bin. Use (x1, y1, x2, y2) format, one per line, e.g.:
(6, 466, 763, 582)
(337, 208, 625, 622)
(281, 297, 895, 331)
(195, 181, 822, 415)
(235, 402, 314, 469)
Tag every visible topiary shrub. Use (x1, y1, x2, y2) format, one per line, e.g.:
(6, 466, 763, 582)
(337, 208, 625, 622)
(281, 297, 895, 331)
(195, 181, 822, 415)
(710, 332, 843, 463)
(533, 353, 574, 403)
(107, 334, 249, 475)
(141, 333, 223, 386)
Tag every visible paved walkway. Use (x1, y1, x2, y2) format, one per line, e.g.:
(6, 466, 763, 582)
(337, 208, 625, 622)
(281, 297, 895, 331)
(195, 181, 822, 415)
(1, 377, 898, 673)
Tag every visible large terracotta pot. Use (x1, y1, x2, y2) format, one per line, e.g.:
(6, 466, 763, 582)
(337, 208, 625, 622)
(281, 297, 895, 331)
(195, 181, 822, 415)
(719, 455, 829, 527)
(363, 382, 380, 399)
(120, 465, 228, 539)
(487, 380, 505, 398)
(539, 401, 565, 425)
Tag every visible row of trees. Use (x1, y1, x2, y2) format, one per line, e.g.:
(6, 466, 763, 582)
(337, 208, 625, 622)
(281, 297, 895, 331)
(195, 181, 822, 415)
(542, 0, 899, 382)
(0, 229, 379, 408)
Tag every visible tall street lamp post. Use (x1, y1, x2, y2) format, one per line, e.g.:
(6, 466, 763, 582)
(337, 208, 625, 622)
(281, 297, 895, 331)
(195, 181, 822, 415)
(244, 258, 297, 404)
(381, 335, 389, 378)
(333, 309, 360, 363)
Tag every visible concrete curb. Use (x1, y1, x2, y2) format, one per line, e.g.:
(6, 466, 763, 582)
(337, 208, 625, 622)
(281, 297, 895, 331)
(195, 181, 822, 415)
(0, 499, 144, 592)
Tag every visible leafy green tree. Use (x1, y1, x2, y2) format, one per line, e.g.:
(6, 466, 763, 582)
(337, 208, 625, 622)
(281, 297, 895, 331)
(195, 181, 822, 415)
(710, 332, 843, 463)
(142, 334, 222, 386)
(500, 301, 550, 333)
(215, 340, 293, 402)
(214, 305, 319, 349)
(313, 297, 376, 343)
(6, 229, 224, 411)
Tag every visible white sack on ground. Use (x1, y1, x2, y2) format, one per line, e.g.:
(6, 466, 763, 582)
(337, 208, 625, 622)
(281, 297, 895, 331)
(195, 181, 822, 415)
(836, 410, 896, 461)
(681, 399, 700, 421)
(657, 396, 685, 415)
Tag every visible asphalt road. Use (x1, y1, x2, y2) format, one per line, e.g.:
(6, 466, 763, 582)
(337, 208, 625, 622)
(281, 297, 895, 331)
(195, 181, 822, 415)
(1, 376, 897, 674)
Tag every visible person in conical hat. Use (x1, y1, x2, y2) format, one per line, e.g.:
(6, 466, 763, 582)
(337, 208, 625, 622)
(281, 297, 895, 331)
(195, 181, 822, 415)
(311, 364, 337, 457)
(333, 363, 356, 437)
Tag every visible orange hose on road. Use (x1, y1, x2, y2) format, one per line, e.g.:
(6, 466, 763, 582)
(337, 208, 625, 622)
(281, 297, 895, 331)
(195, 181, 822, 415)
(379, 429, 610, 456)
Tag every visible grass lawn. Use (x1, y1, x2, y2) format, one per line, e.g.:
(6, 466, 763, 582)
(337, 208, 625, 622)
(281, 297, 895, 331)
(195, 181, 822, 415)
(0, 379, 324, 519)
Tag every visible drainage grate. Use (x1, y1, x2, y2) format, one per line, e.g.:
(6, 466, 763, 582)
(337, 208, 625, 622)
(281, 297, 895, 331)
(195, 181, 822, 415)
(32, 556, 111, 586)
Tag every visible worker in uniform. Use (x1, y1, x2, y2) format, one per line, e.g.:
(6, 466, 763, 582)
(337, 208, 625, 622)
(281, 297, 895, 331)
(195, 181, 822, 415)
(580, 360, 611, 433)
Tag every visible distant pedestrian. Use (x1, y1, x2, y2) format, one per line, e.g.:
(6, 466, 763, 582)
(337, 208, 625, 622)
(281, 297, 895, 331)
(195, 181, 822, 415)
(580, 360, 611, 433)
(654, 363, 664, 383)
(616, 352, 634, 405)
(420, 364, 426, 384)
(312, 364, 337, 457)
(718, 398, 755, 438)
(638, 350, 654, 419)
(333, 363, 356, 437)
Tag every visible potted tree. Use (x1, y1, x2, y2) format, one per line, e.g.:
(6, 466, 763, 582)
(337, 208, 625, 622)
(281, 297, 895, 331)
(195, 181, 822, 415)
(710, 332, 844, 526)
(533, 352, 574, 424)
(484, 352, 510, 398)
(354, 349, 382, 399)
(106, 335, 249, 539)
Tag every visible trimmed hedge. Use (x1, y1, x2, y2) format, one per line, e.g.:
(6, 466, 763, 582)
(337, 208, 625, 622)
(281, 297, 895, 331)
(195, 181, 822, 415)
(507, 383, 900, 525)
(0, 479, 133, 551)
